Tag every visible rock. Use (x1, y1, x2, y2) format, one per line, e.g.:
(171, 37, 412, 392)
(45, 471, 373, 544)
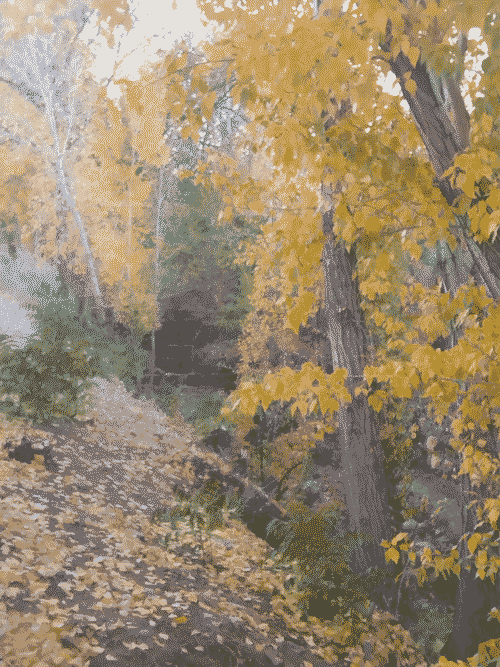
(3, 435, 58, 472)
(201, 428, 232, 458)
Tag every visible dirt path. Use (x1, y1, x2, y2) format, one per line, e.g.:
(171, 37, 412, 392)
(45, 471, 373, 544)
(0, 375, 343, 666)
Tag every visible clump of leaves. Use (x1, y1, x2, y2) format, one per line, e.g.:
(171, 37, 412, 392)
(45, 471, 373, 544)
(0, 612, 99, 667)
(241, 400, 299, 484)
(266, 500, 389, 646)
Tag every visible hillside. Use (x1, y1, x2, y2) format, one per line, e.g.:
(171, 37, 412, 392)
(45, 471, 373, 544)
(0, 375, 427, 667)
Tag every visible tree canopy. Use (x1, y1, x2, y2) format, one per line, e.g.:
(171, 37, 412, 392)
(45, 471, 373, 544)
(2, 0, 500, 664)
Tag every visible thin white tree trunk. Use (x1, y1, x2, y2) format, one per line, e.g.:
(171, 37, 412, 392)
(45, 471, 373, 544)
(0, 25, 105, 311)
(55, 154, 103, 308)
(150, 166, 165, 391)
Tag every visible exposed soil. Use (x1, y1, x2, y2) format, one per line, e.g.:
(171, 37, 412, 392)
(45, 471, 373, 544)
(0, 375, 354, 666)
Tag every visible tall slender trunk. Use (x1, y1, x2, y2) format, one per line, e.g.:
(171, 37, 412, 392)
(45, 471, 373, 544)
(149, 166, 166, 393)
(321, 211, 392, 575)
(56, 155, 103, 312)
(385, 37, 500, 298)
(36, 53, 104, 315)
(127, 149, 134, 284)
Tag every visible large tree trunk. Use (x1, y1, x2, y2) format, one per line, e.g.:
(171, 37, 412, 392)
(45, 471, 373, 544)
(383, 27, 500, 660)
(321, 210, 392, 576)
(317, 81, 393, 578)
(441, 465, 500, 662)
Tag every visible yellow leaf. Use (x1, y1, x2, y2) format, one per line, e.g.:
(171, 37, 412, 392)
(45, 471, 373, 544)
(385, 547, 399, 564)
(365, 216, 382, 234)
(476, 549, 488, 566)
(368, 393, 384, 412)
(372, 9, 388, 31)
(478, 638, 500, 662)
(260, 389, 273, 412)
(406, 79, 417, 96)
(409, 370, 420, 388)
(400, 38, 410, 56)
(248, 200, 265, 213)
(221, 206, 233, 221)
(391, 375, 413, 399)
(403, 239, 422, 261)
(468, 533, 482, 554)
(376, 252, 391, 271)
(461, 172, 477, 198)
(287, 291, 316, 334)
(408, 47, 420, 68)
(291, 398, 310, 418)
(481, 114, 493, 134)
(489, 506, 500, 528)
(201, 91, 218, 121)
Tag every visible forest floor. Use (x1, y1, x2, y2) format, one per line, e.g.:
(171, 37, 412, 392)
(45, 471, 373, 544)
(0, 375, 427, 667)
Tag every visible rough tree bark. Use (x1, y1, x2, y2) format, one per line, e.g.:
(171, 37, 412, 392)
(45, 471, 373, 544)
(380, 24, 500, 662)
(321, 209, 392, 576)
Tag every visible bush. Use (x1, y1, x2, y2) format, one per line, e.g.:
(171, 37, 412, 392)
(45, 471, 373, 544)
(0, 299, 149, 424)
(266, 500, 389, 641)
(0, 303, 100, 423)
(152, 383, 227, 438)
(242, 400, 299, 484)
(150, 477, 245, 553)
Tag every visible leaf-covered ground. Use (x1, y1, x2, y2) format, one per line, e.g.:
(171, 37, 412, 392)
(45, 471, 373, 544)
(0, 376, 427, 667)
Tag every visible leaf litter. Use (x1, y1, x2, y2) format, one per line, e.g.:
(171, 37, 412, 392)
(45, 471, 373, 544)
(0, 375, 426, 667)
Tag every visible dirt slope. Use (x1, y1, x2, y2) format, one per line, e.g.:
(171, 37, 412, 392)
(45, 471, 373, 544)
(1, 375, 391, 667)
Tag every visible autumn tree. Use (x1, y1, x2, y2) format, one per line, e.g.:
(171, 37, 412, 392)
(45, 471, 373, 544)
(124, 0, 500, 661)
(4, 0, 500, 659)
(0, 0, 134, 318)
(175, 0, 397, 576)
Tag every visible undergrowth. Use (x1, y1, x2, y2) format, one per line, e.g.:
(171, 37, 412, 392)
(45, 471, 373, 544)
(0, 300, 149, 424)
(150, 472, 396, 652)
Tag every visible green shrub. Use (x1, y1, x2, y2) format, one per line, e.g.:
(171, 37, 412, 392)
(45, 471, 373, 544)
(152, 384, 227, 439)
(266, 500, 388, 642)
(0, 303, 102, 423)
(0, 299, 149, 424)
(150, 477, 245, 553)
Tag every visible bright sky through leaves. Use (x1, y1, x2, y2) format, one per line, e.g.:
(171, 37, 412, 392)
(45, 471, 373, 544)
(81, 0, 212, 100)
(0, 0, 491, 340)
(82, 0, 488, 113)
